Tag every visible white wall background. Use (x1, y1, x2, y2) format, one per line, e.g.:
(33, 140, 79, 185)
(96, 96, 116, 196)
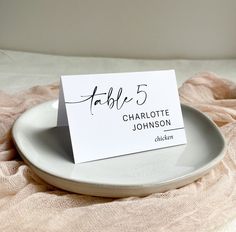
(0, 0, 236, 59)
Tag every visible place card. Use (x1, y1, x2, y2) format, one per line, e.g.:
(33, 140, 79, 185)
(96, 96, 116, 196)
(57, 70, 187, 163)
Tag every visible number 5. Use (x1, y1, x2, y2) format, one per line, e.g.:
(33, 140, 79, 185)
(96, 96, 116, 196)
(136, 84, 147, 105)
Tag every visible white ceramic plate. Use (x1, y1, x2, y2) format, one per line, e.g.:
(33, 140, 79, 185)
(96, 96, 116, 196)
(12, 100, 226, 198)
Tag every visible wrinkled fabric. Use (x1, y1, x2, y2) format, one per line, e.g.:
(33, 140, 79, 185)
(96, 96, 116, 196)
(0, 73, 236, 232)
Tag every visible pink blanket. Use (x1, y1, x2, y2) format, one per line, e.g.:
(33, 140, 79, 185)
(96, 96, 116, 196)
(0, 72, 236, 231)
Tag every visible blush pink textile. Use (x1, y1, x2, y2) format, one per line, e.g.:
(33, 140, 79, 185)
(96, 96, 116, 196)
(0, 73, 236, 231)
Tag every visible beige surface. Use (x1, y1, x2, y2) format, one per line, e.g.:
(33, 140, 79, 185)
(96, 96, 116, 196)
(0, 0, 236, 59)
(0, 50, 236, 93)
(1, 73, 236, 231)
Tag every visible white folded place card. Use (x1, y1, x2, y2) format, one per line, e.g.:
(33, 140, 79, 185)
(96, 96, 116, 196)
(57, 70, 187, 163)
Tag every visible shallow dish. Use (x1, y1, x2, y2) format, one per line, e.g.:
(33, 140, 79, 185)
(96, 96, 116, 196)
(12, 100, 226, 197)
